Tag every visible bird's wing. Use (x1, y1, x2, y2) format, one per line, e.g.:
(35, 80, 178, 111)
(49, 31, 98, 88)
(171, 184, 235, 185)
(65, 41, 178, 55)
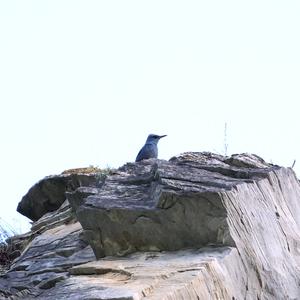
(135, 148, 144, 162)
(136, 144, 154, 162)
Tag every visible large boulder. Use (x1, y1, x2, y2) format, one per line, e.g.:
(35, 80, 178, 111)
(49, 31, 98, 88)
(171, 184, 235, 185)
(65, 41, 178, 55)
(17, 168, 102, 221)
(68, 153, 278, 257)
(68, 152, 300, 299)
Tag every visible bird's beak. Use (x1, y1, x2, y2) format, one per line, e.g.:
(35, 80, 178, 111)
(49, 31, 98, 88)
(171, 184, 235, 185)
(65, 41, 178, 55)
(159, 135, 167, 139)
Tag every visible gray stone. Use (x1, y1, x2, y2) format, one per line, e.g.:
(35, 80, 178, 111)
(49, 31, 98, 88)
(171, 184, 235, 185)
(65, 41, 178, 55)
(68, 153, 277, 258)
(67, 247, 243, 300)
(66, 152, 300, 299)
(0, 218, 95, 298)
(17, 171, 101, 221)
(1, 152, 300, 299)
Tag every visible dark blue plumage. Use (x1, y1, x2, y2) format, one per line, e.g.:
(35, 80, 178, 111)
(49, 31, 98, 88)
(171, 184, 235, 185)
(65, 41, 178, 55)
(135, 134, 167, 162)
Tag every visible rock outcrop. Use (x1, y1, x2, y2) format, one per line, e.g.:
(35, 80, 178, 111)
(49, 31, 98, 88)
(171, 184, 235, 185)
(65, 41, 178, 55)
(68, 153, 275, 258)
(1, 153, 300, 299)
(1, 169, 100, 299)
(17, 168, 101, 221)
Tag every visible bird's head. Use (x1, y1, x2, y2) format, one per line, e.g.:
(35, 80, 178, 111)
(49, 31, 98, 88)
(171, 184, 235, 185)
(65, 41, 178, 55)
(146, 134, 167, 144)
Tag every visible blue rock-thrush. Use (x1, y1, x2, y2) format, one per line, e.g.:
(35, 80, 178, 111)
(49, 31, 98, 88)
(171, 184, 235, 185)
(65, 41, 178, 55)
(135, 134, 167, 162)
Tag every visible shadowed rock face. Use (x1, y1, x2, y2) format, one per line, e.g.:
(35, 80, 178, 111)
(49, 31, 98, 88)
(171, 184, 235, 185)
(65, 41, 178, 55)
(68, 152, 278, 258)
(1, 152, 300, 299)
(17, 173, 100, 221)
(1, 171, 99, 299)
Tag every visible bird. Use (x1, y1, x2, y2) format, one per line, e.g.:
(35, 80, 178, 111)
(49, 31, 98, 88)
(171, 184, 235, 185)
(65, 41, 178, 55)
(135, 134, 167, 162)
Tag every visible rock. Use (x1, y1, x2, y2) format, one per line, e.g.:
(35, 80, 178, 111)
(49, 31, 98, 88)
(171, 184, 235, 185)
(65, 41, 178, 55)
(17, 169, 103, 221)
(68, 153, 276, 258)
(35, 247, 240, 300)
(67, 152, 300, 299)
(0, 220, 95, 298)
(1, 189, 96, 298)
(1, 152, 300, 299)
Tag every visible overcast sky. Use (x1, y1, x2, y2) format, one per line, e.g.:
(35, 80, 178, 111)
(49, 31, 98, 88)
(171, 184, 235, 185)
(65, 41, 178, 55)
(1, 1, 300, 232)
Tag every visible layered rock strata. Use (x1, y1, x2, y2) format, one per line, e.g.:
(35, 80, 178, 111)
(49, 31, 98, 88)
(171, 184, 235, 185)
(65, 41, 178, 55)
(0, 153, 299, 299)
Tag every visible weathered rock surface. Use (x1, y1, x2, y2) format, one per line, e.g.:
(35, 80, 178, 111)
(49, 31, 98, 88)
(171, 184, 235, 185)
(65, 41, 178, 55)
(34, 247, 244, 300)
(17, 170, 101, 221)
(1, 171, 99, 299)
(1, 152, 300, 299)
(68, 153, 277, 257)
(0, 200, 96, 298)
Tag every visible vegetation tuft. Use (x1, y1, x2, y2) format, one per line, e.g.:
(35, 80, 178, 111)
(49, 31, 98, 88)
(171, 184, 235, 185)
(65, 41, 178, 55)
(0, 242, 14, 274)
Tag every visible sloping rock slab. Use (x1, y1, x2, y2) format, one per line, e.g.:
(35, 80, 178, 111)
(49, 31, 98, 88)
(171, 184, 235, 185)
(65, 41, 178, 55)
(0, 221, 95, 299)
(24, 247, 244, 300)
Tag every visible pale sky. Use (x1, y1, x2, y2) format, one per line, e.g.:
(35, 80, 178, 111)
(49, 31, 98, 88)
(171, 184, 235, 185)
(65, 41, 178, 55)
(1, 1, 300, 232)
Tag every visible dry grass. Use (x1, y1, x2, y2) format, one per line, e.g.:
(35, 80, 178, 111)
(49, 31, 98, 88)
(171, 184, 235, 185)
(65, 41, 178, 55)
(61, 166, 102, 175)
